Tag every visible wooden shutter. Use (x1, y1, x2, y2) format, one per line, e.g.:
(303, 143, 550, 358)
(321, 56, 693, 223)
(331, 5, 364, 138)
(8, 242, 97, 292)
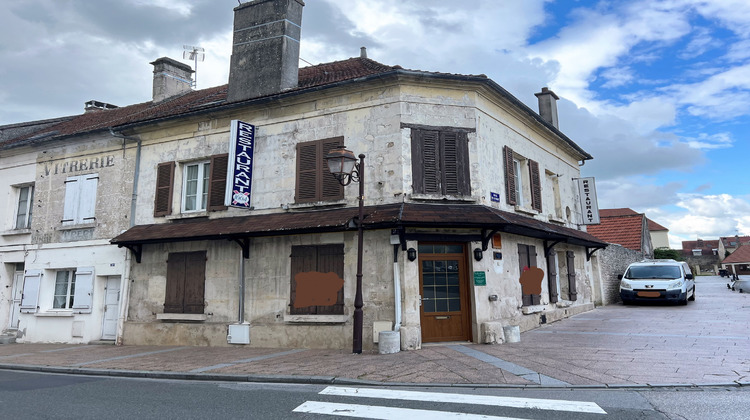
(546, 248, 559, 304)
(62, 176, 80, 225)
(529, 159, 542, 212)
(20, 269, 41, 313)
(321, 138, 344, 201)
(421, 130, 440, 194)
(566, 251, 577, 301)
(183, 251, 207, 314)
(503, 146, 517, 205)
(441, 131, 470, 195)
(290, 245, 344, 315)
(80, 175, 98, 223)
(72, 266, 94, 313)
(208, 154, 229, 211)
(290, 246, 318, 315)
(154, 162, 175, 217)
(165, 253, 186, 313)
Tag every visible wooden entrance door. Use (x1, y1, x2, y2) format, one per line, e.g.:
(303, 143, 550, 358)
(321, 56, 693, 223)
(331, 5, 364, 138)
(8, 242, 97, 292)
(101, 276, 120, 340)
(419, 243, 471, 342)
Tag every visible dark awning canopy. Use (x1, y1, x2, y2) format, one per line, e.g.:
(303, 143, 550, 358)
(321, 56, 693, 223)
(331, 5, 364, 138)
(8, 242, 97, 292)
(111, 203, 607, 262)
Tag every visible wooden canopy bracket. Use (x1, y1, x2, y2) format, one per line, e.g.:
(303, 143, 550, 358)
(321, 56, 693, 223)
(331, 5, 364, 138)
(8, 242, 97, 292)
(586, 246, 606, 261)
(544, 240, 563, 256)
(118, 244, 142, 263)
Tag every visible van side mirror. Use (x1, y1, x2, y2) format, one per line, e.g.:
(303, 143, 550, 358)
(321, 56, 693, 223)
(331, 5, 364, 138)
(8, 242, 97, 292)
(685, 274, 694, 280)
(617, 274, 623, 280)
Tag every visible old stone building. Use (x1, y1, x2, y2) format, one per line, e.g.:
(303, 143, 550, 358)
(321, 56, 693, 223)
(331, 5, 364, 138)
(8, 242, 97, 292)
(2, 0, 606, 349)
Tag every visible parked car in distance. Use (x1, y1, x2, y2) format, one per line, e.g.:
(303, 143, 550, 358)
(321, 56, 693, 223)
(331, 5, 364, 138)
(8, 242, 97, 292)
(619, 259, 695, 305)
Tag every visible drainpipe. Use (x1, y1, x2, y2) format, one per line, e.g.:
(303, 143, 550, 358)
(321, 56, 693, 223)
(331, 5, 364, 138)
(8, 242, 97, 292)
(392, 245, 402, 331)
(109, 128, 141, 227)
(238, 248, 245, 324)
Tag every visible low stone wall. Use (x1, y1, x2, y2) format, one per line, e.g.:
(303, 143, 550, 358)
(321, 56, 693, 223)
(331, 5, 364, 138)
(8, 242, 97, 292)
(597, 244, 645, 305)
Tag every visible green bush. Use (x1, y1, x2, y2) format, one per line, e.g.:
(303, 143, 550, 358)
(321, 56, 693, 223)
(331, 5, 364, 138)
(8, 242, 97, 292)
(654, 248, 684, 261)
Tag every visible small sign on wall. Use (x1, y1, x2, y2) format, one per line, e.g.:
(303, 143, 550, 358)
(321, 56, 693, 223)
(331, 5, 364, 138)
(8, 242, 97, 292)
(473, 271, 487, 286)
(492, 234, 502, 249)
(490, 192, 500, 202)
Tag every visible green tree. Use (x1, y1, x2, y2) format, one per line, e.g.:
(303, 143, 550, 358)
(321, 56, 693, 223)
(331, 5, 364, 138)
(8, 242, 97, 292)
(654, 248, 684, 261)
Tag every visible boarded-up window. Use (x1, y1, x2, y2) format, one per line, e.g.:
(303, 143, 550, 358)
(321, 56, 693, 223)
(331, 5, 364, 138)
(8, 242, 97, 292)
(154, 162, 175, 217)
(62, 174, 98, 225)
(411, 128, 470, 195)
(295, 138, 345, 203)
(165, 251, 206, 314)
(518, 244, 541, 306)
(290, 244, 344, 315)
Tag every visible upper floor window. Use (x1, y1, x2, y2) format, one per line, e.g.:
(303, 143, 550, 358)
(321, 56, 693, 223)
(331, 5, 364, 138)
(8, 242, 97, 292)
(154, 154, 228, 217)
(296, 138, 344, 204)
(503, 146, 542, 212)
(410, 127, 470, 196)
(15, 185, 34, 229)
(183, 161, 210, 212)
(62, 174, 98, 226)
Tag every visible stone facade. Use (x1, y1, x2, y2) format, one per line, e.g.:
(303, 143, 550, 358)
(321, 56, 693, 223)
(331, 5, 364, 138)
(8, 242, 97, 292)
(593, 243, 644, 305)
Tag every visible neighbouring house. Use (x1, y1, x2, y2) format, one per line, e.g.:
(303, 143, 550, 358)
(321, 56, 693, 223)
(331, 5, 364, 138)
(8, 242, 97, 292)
(718, 235, 750, 259)
(2, 0, 607, 350)
(681, 239, 720, 274)
(721, 244, 750, 276)
(587, 209, 654, 258)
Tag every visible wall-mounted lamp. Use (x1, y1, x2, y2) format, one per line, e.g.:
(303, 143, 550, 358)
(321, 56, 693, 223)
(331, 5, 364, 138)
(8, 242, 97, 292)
(473, 248, 483, 261)
(407, 248, 417, 262)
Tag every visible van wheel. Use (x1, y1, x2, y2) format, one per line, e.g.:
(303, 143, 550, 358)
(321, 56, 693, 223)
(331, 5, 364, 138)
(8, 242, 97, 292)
(688, 286, 696, 301)
(679, 295, 688, 305)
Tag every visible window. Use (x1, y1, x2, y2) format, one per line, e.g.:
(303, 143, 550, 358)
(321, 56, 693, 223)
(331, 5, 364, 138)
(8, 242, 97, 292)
(62, 174, 98, 225)
(183, 161, 210, 212)
(165, 251, 206, 314)
(518, 244, 540, 306)
(15, 185, 34, 229)
(692, 249, 702, 256)
(53, 270, 76, 309)
(154, 155, 228, 217)
(296, 138, 344, 203)
(503, 146, 542, 212)
(411, 128, 470, 196)
(290, 244, 344, 315)
(546, 170, 563, 219)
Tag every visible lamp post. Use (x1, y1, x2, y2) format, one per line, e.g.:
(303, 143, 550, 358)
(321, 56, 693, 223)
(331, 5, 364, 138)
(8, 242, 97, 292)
(325, 146, 365, 354)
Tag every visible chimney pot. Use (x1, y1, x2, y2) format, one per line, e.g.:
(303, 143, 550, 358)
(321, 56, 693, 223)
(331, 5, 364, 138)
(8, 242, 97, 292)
(360, 46, 367, 58)
(534, 86, 560, 129)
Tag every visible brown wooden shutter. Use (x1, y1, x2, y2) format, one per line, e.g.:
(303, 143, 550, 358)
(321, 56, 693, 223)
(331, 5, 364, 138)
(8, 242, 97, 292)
(296, 143, 318, 203)
(183, 251, 207, 314)
(321, 138, 344, 201)
(441, 131, 470, 195)
(290, 246, 317, 315)
(503, 146, 516, 205)
(546, 248, 559, 304)
(165, 253, 186, 313)
(529, 159, 542, 212)
(421, 130, 440, 194)
(154, 162, 175, 217)
(316, 244, 345, 315)
(207, 154, 229, 211)
(566, 251, 577, 301)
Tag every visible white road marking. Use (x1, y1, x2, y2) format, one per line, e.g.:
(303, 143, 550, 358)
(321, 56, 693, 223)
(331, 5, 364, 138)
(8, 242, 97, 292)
(293, 401, 527, 419)
(319, 386, 607, 414)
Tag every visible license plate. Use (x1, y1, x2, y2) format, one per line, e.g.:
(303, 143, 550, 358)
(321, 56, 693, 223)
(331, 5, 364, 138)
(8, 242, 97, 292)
(637, 291, 661, 298)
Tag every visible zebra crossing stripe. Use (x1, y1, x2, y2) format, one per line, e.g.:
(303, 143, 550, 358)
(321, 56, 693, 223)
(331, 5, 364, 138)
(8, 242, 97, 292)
(319, 386, 606, 414)
(293, 401, 527, 419)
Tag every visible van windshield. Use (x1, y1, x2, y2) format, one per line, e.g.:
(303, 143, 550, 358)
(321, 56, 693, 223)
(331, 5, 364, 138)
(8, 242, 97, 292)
(626, 265, 682, 279)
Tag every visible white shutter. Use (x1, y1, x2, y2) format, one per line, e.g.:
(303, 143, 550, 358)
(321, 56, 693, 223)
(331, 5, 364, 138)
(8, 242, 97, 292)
(62, 176, 81, 225)
(79, 176, 98, 223)
(20, 269, 42, 313)
(72, 266, 95, 313)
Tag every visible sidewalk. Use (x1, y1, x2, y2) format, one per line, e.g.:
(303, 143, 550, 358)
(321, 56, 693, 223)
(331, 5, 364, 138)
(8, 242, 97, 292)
(1, 277, 748, 389)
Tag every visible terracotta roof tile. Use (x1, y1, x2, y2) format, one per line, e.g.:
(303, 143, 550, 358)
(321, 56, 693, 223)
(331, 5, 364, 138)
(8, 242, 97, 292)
(586, 213, 645, 251)
(723, 244, 750, 263)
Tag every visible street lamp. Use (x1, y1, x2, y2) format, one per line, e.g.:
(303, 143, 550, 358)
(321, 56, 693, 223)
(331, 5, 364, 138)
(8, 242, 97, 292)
(325, 146, 365, 354)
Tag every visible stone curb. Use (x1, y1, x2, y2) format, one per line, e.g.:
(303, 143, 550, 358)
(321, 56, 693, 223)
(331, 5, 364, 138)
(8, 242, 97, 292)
(0, 363, 745, 390)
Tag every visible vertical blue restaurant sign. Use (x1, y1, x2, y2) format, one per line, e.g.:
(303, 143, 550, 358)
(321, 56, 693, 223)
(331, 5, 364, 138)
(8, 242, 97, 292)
(225, 120, 255, 208)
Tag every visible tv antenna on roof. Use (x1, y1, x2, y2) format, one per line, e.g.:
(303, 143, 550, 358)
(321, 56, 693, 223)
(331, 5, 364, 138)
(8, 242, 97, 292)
(183, 45, 205, 88)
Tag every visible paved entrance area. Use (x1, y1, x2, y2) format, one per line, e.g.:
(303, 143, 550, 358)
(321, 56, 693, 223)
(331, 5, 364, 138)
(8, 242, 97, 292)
(1, 276, 748, 387)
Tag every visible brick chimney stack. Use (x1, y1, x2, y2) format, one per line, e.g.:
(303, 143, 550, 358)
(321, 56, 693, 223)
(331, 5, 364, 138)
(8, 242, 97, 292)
(151, 57, 194, 103)
(535, 87, 560, 130)
(227, 0, 304, 103)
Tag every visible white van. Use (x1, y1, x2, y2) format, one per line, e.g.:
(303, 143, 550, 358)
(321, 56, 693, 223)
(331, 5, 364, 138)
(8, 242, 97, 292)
(619, 260, 695, 305)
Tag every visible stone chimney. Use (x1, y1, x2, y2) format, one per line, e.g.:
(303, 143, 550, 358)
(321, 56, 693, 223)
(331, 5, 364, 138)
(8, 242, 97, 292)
(151, 57, 194, 103)
(227, 0, 304, 103)
(534, 87, 560, 129)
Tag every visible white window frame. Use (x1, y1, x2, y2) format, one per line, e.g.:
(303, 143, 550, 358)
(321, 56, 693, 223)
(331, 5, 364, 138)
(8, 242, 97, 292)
(181, 161, 210, 212)
(14, 184, 34, 229)
(62, 174, 98, 226)
(53, 270, 76, 309)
